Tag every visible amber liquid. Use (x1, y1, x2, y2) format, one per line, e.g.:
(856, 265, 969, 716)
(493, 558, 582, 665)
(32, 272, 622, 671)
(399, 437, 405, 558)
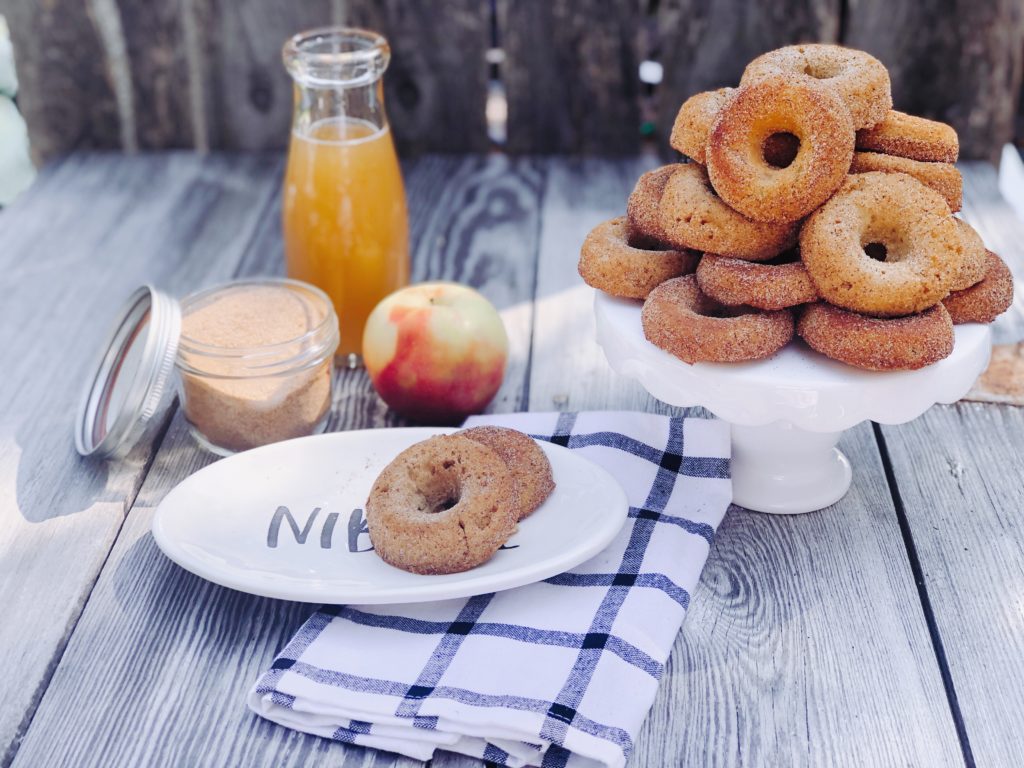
(283, 117, 410, 360)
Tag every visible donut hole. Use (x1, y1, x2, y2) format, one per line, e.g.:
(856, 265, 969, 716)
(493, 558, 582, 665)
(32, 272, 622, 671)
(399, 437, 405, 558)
(802, 60, 842, 80)
(864, 242, 889, 261)
(763, 133, 800, 168)
(409, 468, 464, 515)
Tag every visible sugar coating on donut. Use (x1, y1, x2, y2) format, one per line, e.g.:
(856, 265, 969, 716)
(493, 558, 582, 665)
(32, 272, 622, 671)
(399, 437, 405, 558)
(366, 434, 518, 574)
(797, 302, 954, 371)
(670, 89, 735, 164)
(579, 216, 700, 299)
(943, 250, 1014, 324)
(741, 44, 892, 130)
(627, 165, 678, 243)
(850, 151, 962, 212)
(950, 218, 990, 291)
(460, 426, 554, 521)
(800, 172, 964, 317)
(642, 274, 794, 363)
(856, 110, 959, 163)
(658, 164, 799, 261)
(707, 75, 855, 223)
(696, 252, 818, 310)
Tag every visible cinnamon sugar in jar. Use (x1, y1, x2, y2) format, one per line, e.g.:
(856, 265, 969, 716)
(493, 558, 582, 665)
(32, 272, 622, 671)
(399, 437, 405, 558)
(175, 279, 338, 455)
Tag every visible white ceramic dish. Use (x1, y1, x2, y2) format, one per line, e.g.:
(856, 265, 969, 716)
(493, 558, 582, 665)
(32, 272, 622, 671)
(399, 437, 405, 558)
(152, 427, 628, 604)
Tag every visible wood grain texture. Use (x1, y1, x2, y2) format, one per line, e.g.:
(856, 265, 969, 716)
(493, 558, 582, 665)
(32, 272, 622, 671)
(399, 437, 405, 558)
(639, 425, 963, 766)
(878, 403, 1024, 768)
(876, 169, 1024, 766)
(844, 0, 1024, 164)
(526, 157, 963, 766)
(10, 155, 545, 767)
(344, 0, 490, 154)
(0, 153, 280, 766)
(117, 0, 196, 148)
(499, 0, 646, 155)
(0, 0, 121, 159)
(202, 0, 333, 152)
(654, 0, 841, 159)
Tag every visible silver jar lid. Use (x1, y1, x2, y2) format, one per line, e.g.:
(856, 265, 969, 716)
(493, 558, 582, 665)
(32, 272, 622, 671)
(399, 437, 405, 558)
(75, 285, 182, 458)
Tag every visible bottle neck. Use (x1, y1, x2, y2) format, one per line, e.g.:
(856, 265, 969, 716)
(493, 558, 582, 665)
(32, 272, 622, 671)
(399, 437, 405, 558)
(291, 80, 388, 139)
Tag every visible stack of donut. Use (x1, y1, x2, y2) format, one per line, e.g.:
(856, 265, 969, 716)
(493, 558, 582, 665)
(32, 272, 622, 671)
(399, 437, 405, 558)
(578, 44, 1014, 371)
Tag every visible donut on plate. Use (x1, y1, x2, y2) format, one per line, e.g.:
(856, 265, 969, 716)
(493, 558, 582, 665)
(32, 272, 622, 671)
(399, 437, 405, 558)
(579, 216, 700, 299)
(460, 426, 554, 520)
(950, 218, 990, 292)
(942, 250, 1014, 324)
(797, 302, 954, 371)
(850, 151, 962, 212)
(706, 75, 854, 222)
(642, 275, 794, 363)
(696, 251, 818, 310)
(741, 44, 892, 130)
(856, 110, 959, 163)
(366, 434, 518, 575)
(627, 165, 678, 243)
(670, 89, 735, 164)
(657, 163, 799, 261)
(800, 172, 963, 317)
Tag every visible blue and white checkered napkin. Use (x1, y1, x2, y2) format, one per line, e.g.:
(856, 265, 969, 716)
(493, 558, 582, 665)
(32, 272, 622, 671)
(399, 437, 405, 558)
(249, 411, 731, 768)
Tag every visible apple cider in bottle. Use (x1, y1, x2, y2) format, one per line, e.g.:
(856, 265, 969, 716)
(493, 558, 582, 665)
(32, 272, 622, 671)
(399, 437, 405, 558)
(282, 28, 410, 367)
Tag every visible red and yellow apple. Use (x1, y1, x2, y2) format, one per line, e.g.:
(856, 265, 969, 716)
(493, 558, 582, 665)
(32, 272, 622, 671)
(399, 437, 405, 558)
(362, 282, 509, 424)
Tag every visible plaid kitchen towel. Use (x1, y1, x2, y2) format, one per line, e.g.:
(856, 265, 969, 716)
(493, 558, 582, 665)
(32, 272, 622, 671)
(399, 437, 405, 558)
(248, 411, 731, 768)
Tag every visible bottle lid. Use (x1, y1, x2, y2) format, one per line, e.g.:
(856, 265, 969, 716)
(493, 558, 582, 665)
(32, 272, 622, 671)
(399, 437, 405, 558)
(75, 286, 182, 458)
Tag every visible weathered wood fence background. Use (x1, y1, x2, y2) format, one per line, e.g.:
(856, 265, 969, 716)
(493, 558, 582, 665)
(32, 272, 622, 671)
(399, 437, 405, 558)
(2, 0, 1023, 164)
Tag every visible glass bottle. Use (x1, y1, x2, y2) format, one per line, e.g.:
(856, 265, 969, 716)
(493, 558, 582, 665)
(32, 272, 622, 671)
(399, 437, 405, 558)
(282, 27, 410, 367)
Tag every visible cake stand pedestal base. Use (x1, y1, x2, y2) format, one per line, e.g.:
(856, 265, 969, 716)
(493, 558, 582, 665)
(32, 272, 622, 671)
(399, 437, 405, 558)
(731, 423, 850, 514)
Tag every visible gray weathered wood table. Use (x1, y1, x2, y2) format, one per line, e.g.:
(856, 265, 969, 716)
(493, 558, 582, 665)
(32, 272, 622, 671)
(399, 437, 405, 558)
(1, 153, 1022, 768)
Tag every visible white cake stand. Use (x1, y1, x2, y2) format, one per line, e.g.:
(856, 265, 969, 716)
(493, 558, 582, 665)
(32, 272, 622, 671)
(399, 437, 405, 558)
(594, 292, 992, 514)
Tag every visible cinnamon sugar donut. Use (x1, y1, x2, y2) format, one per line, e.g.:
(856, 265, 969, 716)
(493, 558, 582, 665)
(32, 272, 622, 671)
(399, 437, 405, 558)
(856, 110, 959, 163)
(800, 172, 963, 317)
(706, 76, 854, 222)
(951, 218, 990, 291)
(741, 44, 892, 129)
(579, 217, 699, 299)
(696, 252, 818, 310)
(627, 165, 677, 243)
(366, 434, 518, 575)
(850, 151, 962, 212)
(670, 88, 798, 168)
(460, 426, 554, 520)
(798, 302, 954, 371)
(642, 275, 793, 363)
(943, 250, 1014, 324)
(658, 164, 799, 261)
(670, 89, 734, 164)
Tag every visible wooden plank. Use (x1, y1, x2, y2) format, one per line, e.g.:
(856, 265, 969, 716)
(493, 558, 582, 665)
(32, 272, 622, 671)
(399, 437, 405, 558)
(202, 0, 333, 152)
(10, 155, 545, 767)
(654, 0, 841, 159)
(499, 0, 646, 155)
(876, 167, 1024, 767)
(524, 156, 964, 766)
(843, 0, 1024, 164)
(117, 0, 196, 149)
(0, 0, 121, 159)
(344, 1, 490, 155)
(0, 152, 280, 766)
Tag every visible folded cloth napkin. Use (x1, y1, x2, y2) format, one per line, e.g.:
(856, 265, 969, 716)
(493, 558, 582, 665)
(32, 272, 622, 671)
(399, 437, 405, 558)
(249, 411, 731, 768)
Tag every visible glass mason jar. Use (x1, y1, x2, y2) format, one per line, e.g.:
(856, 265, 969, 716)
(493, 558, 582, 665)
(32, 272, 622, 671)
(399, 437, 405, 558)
(176, 279, 339, 456)
(282, 27, 410, 368)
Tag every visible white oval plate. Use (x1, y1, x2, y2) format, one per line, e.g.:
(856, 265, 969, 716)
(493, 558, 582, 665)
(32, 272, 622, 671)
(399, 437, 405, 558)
(152, 427, 628, 604)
